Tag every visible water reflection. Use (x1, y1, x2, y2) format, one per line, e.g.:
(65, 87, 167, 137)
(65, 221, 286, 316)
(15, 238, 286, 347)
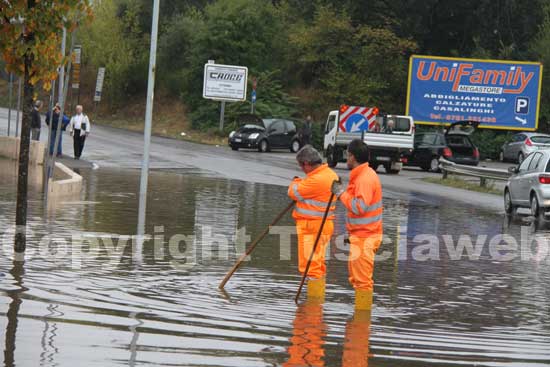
(3, 261, 26, 367)
(284, 300, 327, 367)
(0, 167, 549, 366)
(342, 311, 371, 367)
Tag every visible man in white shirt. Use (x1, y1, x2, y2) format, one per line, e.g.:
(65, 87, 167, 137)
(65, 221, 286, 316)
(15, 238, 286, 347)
(69, 105, 91, 160)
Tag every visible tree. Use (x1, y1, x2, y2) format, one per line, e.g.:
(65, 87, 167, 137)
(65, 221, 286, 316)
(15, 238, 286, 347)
(0, 1, 92, 252)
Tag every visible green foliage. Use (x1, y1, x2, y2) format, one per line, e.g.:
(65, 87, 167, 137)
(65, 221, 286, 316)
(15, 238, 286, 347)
(79, 0, 147, 108)
(79, 0, 549, 138)
(288, 5, 416, 112)
(469, 130, 513, 160)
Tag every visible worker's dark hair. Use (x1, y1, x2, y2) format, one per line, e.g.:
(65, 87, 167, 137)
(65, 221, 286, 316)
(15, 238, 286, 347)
(348, 139, 369, 163)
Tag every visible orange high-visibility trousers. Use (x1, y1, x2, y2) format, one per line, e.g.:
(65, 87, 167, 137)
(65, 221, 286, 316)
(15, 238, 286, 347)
(296, 220, 334, 279)
(348, 234, 382, 291)
(283, 301, 326, 367)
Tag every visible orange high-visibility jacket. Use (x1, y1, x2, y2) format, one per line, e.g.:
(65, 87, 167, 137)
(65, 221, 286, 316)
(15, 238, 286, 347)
(288, 164, 338, 220)
(339, 163, 383, 237)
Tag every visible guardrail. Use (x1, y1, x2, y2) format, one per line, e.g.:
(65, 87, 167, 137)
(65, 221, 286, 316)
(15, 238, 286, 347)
(439, 158, 512, 187)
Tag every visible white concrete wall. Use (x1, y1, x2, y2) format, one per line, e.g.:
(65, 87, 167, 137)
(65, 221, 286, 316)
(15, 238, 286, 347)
(0, 136, 45, 165)
(48, 162, 83, 199)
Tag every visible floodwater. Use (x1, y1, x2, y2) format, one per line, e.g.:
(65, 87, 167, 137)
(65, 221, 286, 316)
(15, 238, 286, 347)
(1, 161, 550, 366)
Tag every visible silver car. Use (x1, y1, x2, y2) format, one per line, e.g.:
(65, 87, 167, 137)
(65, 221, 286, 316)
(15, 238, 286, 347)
(504, 150, 550, 218)
(500, 132, 550, 163)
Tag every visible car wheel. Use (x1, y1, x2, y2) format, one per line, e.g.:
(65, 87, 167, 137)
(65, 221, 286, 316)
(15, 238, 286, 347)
(499, 150, 504, 162)
(531, 193, 540, 217)
(504, 189, 516, 215)
(258, 140, 269, 153)
(231, 145, 238, 151)
(326, 146, 337, 168)
(384, 163, 400, 174)
(290, 140, 301, 153)
(429, 157, 440, 172)
(518, 152, 524, 164)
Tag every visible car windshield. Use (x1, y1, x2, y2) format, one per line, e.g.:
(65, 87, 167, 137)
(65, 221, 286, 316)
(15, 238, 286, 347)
(447, 135, 472, 147)
(415, 133, 437, 145)
(531, 136, 550, 144)
(262, 119, 276, 130)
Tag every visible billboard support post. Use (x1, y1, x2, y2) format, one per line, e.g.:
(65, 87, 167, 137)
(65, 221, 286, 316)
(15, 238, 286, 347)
(219, 101, 225, 131)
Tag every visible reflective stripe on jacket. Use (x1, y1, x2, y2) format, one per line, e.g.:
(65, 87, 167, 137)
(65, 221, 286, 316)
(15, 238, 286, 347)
(339, 163, 383, 237)
(288, 164, 338, 220)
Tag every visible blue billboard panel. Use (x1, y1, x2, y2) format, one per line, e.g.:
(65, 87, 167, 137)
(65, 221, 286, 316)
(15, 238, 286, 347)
(406, 55, 543, 131)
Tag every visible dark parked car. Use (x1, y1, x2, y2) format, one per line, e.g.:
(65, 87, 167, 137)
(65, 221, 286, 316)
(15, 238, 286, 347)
(228, 118, 302, 152)
(406, 120, 480, 171)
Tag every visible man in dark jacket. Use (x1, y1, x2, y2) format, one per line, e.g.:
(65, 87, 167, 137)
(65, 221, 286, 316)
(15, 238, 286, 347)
(30, 100, 42, 141)
(301, 115, 313, 146)
(45, 103, 69, 156)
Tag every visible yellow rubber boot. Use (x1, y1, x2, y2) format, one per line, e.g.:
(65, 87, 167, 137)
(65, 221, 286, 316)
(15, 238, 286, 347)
(355, 289, 373, 311)
(307, 277, 326, 300)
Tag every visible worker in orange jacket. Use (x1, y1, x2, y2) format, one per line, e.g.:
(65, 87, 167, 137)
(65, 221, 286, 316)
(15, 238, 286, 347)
(288, 145, 338, 300)
(331, 139, 383, 310)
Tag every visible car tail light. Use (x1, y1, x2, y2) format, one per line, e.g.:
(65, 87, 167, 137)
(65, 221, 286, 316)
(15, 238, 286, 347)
(539, 175, 550, 184)
(526, 138, 533, 146)
(473, 148, 480, 158)
(442, 147, 452, 158)
(401, 157, 408, 164)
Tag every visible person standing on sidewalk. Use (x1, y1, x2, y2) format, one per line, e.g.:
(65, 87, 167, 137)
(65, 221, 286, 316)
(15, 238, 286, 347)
(288, 145, 338, 301)
(68, 105, 91, 160)
(45, 103, 70, 156)
(300, 115, 313, 146)
(30, 100, 43, 141)
(331, 139, 383, 310)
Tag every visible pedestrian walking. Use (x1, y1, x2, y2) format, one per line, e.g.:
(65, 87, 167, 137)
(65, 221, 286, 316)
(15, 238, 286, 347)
(30, 100, 42, 141)
(331, 139, 383, 310)
(45, 103, 70, 156)
(288, 145, 338, 300)
(68, 105, 91, 160)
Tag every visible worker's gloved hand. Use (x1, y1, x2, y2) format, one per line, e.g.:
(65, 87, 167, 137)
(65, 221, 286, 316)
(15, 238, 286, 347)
(331, 179, 344, 198)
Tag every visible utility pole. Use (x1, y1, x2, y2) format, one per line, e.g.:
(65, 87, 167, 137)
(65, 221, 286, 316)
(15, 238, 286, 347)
(136, 0, 161, 263)
(7, 73, 13, 136)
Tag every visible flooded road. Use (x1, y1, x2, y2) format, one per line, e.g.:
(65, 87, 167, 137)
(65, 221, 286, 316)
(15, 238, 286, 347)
(1, 164, 550, 366)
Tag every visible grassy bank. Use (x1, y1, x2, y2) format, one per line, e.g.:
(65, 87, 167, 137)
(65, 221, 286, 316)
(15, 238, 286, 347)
(422, 176, 502, 195)
(93, 101, 227, 146)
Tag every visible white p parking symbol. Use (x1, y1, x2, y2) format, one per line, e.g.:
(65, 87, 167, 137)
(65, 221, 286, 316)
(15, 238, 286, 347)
(515, 97, 529, 114)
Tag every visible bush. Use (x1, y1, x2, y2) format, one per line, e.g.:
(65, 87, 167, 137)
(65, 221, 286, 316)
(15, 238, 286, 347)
(470, 130, 513, 160)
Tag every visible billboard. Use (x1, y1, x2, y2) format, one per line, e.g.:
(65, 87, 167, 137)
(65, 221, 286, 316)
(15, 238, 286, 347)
(203, 63, 248, 102)
(406, 55, 543, 131)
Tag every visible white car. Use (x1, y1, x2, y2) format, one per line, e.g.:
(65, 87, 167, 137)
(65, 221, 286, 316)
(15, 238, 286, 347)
(504, 150, 550, 219)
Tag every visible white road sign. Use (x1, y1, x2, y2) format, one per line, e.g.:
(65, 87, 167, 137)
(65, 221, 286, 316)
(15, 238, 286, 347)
(94, 67, 106, 102)
(203, 63, 248, 102)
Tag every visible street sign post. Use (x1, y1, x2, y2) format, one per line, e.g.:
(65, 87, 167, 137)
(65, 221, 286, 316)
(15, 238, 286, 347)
(94, 67, 106, 102)
(71, 46, 81, 89)
(251, 76, 257, 114)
